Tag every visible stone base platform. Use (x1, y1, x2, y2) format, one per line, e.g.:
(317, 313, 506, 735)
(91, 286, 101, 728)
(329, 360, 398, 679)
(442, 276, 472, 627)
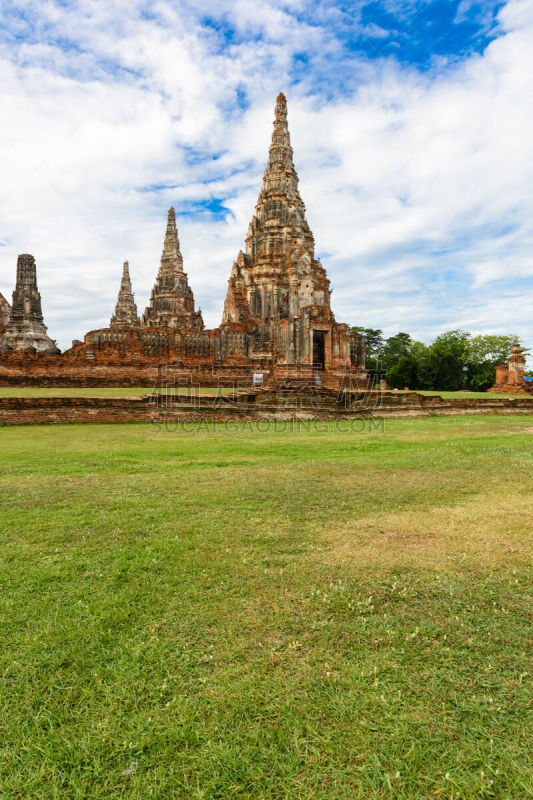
(1, 389, 533, 426)
(489, 385, 533, 396)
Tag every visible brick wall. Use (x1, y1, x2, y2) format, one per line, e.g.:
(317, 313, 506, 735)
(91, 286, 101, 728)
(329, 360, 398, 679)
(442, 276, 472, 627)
(1, 391, 533, 426)
(0, 360, 264, 388)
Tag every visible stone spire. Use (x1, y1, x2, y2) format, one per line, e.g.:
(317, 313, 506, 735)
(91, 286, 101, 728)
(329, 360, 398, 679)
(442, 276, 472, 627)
(160, 206, 184, 278)
(110, 261, 140, 328)
(222, 93, 331, 324)
(143, 208, 204, 330)
(258, 92, 305, 213)
(0, 254, 59, 353)
(248, 92, 312, 261)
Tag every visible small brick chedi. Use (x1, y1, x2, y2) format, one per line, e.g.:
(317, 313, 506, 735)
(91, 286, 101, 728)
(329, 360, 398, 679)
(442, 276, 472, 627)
(0, 254, 59, 354)
(0, 94, 365, 386)
(489, 342, 532, 395)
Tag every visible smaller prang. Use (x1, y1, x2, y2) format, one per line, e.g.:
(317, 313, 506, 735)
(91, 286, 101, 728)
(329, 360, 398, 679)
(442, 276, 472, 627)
(0, 254, 60, 353)
(110, 261, 140, 328)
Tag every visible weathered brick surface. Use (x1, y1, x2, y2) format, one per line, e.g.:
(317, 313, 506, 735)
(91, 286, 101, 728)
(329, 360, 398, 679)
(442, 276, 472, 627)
(1, 391, 532, 426)
(0, 358, 270, 388)
(0, 293, 10, 335)
(142, 208, 204, 331)
(490, 343, 532, 395)
(219, 93, 363, 374)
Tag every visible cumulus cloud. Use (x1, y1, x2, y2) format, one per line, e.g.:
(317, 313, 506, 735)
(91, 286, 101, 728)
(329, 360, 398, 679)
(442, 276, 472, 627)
(0, 0, 531, 362)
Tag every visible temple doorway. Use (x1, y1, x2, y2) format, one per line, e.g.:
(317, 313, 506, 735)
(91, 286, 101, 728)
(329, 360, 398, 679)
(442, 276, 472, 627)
(312, 330, 326, 369)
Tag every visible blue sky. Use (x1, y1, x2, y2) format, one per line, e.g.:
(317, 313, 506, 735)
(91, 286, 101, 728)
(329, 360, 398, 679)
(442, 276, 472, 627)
(0, 0, 532, 358)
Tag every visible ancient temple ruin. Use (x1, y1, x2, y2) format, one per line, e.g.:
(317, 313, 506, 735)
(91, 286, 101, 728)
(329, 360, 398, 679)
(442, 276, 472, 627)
(81, 207, 211, 365)
(0, 254, 59, 354)
(71, 93, 364, 382)
(0, 93, 365, 386)
(490, 342, 532, 395)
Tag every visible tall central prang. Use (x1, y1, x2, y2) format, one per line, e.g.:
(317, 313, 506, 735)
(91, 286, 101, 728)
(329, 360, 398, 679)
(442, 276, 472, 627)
(221, 93, 360, 374)
(223, 93, 330, 325)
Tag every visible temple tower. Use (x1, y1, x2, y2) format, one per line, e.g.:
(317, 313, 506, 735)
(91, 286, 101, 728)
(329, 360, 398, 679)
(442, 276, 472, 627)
(222, 92, 330, 326)
(110, 261, 140, 328)
(507, 341, 527, 384)
(490, 341, 532, 394)
(143, 208, 204, 330)
(0, 254, 59, 353)
(220, 93, 363, 375)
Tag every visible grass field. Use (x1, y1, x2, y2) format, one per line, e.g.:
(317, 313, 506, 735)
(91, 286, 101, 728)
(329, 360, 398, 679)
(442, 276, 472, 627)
(400, 390, 528, 399)
(1, 417, 532, 799)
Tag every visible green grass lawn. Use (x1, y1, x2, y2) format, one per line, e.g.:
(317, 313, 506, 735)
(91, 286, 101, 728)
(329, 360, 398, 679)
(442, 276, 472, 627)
(402, 390, 528, 399)
(419, 390, 529, 399)
(1, 417, 532, 799)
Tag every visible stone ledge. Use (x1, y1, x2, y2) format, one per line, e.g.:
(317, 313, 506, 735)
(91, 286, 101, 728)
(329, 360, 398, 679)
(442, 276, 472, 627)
(1, 391, 532, 426)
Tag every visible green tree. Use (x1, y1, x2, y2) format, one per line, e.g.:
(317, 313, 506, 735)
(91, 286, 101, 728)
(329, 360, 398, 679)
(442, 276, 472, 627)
(411, 340, 429, 361)
(351, 327, 384, 371)
(466, 335, 525, 366)
(381, 333, 412, 364)
(386, 353, 419, 389)
(465, 361, 497, 392)
(422, 330, 470, 391)
(463, 335, 531, 391)
(376, 334, 429, 389)
(363, 328, 530, 393)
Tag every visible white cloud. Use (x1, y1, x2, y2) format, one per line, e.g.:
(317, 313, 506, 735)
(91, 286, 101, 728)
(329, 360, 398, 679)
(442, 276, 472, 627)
(0, 0, 531, 364)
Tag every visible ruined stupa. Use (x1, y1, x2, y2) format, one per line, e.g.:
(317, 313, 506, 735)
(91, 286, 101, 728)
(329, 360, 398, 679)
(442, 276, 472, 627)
(142, 207, 204, 331)
(221, 92, 362, 371)
(490, 341, 532, 395)
(110, 261, 140, 328)
(0, 254, 59, 353)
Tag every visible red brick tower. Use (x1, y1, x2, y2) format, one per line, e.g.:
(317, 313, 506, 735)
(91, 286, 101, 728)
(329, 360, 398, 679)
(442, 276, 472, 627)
(221, 93, 364, 374)
(110, 261, 140, 329)
(143, 208, 203, 331)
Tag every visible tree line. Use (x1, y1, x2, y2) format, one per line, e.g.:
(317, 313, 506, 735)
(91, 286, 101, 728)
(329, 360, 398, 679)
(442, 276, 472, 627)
(351, 328, 532, 391)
